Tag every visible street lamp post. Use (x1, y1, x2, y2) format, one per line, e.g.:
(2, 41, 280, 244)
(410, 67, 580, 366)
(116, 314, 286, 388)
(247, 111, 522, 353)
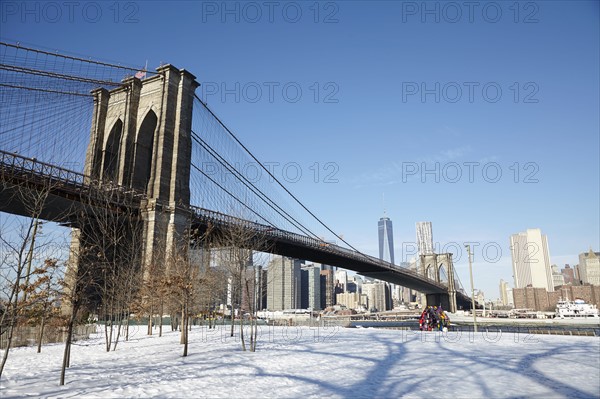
(465, 244, 477, 333)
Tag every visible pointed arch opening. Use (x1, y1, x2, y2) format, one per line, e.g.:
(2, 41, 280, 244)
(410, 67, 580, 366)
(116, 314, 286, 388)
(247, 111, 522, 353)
(131, 110, 158, 192)
(103, 119, 123, 182)
(426, 264, 436, 281)
(439, 264, 448, 285)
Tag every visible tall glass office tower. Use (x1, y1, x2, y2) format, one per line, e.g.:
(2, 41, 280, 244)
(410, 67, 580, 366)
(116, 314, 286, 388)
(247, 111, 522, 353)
(378, 215, 395, 264)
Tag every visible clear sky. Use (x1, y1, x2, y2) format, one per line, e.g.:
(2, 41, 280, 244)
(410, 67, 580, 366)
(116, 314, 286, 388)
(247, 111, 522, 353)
(2, 0, 599, 300)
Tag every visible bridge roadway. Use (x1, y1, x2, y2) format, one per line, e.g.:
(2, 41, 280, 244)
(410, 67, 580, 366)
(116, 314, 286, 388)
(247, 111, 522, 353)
(0, 150, 469, 299)
(190, 206, 448, 294)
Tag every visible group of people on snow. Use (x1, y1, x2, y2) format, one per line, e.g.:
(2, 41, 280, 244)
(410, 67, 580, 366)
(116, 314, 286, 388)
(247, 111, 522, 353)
(419, 306, 450, 331)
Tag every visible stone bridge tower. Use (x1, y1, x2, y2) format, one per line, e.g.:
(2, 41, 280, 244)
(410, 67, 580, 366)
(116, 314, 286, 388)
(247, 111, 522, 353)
(68, 65, 199, 308)
(420, 253, 457, 312)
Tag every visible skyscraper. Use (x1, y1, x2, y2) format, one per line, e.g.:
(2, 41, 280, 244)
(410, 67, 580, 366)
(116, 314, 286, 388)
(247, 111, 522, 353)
(362, 281, 391, 312)
(499, 279, 509, 306)
(378, 214, 394, 264)
(416, 221, 434, 255)
(578, 249, 600, 286)
(267, 255, 302, 310)
(510, 228, 553, 291)
(561, 264, 576, 285)
(335, 269, 348, 292)
(379, 213, 401, 306)
(551, 264, 565, 288)
(320, 269, 335, 308)
(300, 264, 321, 310)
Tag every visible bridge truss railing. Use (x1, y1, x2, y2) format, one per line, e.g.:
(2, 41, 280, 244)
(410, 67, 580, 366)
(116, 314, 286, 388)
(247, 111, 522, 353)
(0, 149, 85, 186)
(0, 149, 146, 209)
(190, 206, 447, 290)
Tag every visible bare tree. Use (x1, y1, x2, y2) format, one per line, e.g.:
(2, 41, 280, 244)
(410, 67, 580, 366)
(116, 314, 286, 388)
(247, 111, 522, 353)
(132, 245, 168, 337)
(130, 213, 177, 339)
(59, 241, 96, 386)
(195, 246, 228, 331)
(0, 214, 40, 376)
(167, 220, 219, 356)
(75, 183, 144, 352)
(0, 179, 60, 377)
(245, 251, 269, 352)
(18, 258, 62, 353)
(209, 215, 270, 352)
(58, 181, 142, 385)
(162, 248, 198, 357)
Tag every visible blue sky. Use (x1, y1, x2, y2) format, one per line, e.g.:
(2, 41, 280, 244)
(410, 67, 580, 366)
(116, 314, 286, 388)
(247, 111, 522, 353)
(2, 1, 599, 299)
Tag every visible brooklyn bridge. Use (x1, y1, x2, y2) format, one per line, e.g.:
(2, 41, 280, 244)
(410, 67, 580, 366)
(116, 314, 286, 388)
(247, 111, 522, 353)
(0, 41, 474, 312)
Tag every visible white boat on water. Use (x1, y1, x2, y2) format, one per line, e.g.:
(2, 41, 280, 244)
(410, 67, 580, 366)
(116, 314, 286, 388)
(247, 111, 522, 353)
(555, 298, 599, 319)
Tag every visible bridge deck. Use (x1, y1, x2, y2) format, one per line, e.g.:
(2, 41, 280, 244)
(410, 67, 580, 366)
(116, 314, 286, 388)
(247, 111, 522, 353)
(190, 207, 448, 294)
(0, 150, 471, 299)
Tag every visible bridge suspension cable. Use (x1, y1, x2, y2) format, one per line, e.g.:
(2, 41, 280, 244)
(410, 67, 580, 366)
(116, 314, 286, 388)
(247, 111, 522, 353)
(190, 160, 273, 227)
(190, 102, 317, 238)
(192, 95, 362, 253)
(0, 41, 149, 169)
(0, 41, 152, 75)
(191, 130, 322, 240)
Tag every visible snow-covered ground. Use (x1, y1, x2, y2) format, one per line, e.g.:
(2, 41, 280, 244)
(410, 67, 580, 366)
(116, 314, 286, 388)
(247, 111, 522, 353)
(1, 324, 599, 398)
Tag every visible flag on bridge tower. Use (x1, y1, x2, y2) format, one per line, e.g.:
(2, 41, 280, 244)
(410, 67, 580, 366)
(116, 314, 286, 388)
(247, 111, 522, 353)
(135, 60, 148, 79)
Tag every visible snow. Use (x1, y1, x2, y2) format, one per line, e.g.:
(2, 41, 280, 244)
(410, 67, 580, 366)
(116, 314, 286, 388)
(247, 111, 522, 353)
(1, 324, 599, 398)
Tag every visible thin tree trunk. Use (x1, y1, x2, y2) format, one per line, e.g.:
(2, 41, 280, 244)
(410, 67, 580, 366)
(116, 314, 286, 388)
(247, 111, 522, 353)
(60, 304, 78, 386)
(245, 278, 257, 352)
(113, 313, 122, 351)
(159, 301, 163, 337)
(183, 304, 189, 357)
(37, 315, 46, 353)
(253, 318, 256, 351)
(0, 260, 25, 377)
(104, 296, 114, 352)
(240, 314, 246, 351)
(66, 336, 71, 368)
(240, 273, 246, 351)
(104, 321, 108, 351)
(250, 317, 255, 352)
(125, 311, 130, 342)
(0, 320, 16, 377)
(22, 218, 40, 304)
(230, 306, 235, 337)
(147, 303, 153, 335)
(60, 337, 70, 386)
(248, 317, 253, 349)
(103, 281, 111, 351)
(180, 304, 185, 344)
(105, 318, 113, 352)
(253, 320, 258, 352)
